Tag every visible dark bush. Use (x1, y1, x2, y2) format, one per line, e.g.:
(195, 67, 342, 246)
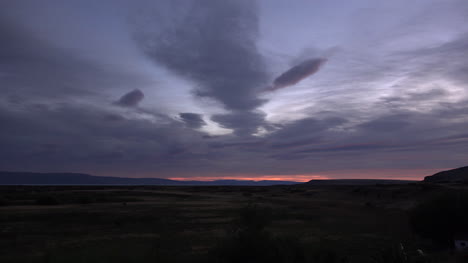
(372, 243, 430, 263)
(409, 190, 468, 247)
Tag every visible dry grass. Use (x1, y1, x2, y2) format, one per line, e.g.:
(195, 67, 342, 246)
(0, 184, 464, 262)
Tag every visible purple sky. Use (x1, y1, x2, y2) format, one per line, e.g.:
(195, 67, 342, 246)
(1, 0, 467, 180)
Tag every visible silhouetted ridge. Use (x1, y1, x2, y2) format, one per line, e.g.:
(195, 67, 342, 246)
(0, 171, 298, 186)
(424, 166, 468, 183)
(304, 179, 415, 186)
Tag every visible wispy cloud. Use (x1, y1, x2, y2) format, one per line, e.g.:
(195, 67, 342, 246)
(179, 112, 206, 129)
(266, 58, 327, 91)
(115, 89, 144, 107)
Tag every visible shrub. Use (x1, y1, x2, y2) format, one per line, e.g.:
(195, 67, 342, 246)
(373, 243, 430, 263)
(409, 190, 468, 247)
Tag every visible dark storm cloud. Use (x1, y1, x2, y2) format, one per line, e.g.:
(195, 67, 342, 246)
(0, 102, 212, 175)
(115, 89, 144, 107)
(135, 0, 269, 136)
(266, 58, 327, 91)
(179, 113, 206, 129)
(136, 0, 267, 111)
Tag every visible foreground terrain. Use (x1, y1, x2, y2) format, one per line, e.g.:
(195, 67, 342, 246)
(0, 183, 466, 262)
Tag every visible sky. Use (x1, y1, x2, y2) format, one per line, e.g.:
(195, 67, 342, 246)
(1, 0, 467, 181)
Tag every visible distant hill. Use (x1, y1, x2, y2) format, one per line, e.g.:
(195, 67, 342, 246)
(304, 179, 415, 186)
(0, 171, 298, 186)
(424, 166, 468, 183)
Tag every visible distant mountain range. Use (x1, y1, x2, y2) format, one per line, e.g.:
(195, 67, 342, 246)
(424, 166, 468, 183)
(2, 166, 467, 186)
(0, 171, 298, 186)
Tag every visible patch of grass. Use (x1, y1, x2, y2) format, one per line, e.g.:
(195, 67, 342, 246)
(206, 203, 348, 263)
(0, 197, 8, 206)
(42, 236, 192, 263)
(35, 195, 60, 205)
(0, 184, 465, 262)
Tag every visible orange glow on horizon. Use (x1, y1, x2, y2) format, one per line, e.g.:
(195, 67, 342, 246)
(169, 174, 328, 182)
(167, 168, 440, 182)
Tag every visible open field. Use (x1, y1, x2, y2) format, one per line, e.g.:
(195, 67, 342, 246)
(0, 183, 466, 262)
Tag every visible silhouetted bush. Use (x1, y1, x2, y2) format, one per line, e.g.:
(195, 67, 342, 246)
(372, 243, 431, 263)
(409, 190, 468, 247)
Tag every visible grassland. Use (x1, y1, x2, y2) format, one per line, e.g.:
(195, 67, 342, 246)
(0, 183, 465, 262)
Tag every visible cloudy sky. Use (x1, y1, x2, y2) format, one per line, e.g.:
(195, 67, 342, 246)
(1, 0, 467, 181)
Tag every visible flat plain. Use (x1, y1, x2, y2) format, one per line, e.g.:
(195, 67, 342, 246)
(0, 183, 465, 262)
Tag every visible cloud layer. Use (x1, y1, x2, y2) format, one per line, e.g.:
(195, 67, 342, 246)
(0, 0, 467, 180)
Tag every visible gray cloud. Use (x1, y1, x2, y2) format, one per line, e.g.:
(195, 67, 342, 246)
(359, 114, 410, 132)
(1, 96, 468, 178)
(0, 102, 213, 176)
(135, 0, 269, 136)
(266, 58, 327, 91)
(136, 0, 267, 111)
(179, 112, 206, 129)
(381, 89, 449, 109)
(115, 89, 144, 107)
(1, 0, 468, 179)
(211, 111, 268, 137)
(0, 5, 153, 106)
